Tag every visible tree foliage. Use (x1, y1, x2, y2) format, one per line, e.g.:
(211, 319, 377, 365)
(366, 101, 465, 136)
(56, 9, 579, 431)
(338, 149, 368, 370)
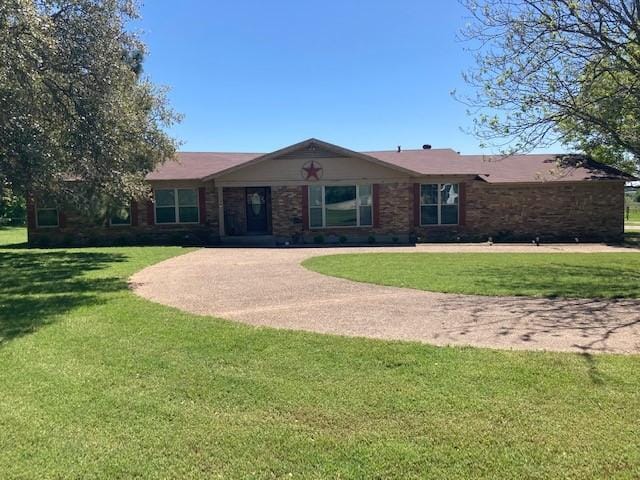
(0, 0, 180, 210)
(0, 185, 26, 225)
(459, 0, 640, 173)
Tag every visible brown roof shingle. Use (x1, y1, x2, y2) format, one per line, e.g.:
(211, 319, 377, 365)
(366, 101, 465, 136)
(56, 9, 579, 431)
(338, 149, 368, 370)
(146, 152, 261, 180)
(145, 141, 634, 183)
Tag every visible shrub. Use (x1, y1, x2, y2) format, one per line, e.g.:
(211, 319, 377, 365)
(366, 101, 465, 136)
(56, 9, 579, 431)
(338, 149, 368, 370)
(313, 234, 325, 244)
(368, 235, 376, 244)
(339, 235, 347, 244)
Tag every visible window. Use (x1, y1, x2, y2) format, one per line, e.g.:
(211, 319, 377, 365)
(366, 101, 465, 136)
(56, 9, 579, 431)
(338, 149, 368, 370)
(110, 204, 131, 226)
(309, 185, 373, 228)
(420, 183, 459, 225)
(36, 200, 59, 228)
(155, 188, 199, 224)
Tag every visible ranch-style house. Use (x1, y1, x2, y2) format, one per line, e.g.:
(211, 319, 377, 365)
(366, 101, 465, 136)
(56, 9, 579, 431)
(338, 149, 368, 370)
(27, 138, 635, 246)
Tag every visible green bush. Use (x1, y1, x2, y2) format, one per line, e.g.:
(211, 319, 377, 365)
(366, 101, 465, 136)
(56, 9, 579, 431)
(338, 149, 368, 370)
(313, 234, 325, 244)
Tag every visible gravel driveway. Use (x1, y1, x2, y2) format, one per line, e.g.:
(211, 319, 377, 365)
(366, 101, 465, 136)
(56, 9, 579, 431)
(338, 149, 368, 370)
(130, 244, 640, 354)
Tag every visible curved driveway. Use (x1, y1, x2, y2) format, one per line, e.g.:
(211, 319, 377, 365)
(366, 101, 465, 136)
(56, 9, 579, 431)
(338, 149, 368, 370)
(130, 244, 640, 354)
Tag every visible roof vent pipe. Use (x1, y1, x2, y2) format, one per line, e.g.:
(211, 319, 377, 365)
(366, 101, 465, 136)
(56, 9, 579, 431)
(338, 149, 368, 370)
(397, 145, 401, 153)
(422, 144, 432, 150)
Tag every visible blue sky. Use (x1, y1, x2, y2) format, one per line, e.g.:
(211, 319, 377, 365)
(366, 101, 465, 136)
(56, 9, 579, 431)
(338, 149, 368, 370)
(136, 1, 515, 154)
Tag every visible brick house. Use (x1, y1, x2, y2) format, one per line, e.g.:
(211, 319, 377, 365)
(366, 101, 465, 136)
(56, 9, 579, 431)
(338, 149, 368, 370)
(27, 138, 635, 246)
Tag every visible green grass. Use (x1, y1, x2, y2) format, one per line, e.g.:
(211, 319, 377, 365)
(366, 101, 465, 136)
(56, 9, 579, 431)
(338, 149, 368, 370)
(0, 226, 28, 247)
(626, 203, 640, 224)
(1, 228, 639, 479)
(304, 252, 640, 299)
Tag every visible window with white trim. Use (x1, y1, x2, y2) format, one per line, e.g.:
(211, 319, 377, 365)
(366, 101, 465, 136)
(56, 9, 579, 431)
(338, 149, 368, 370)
(36, 200, 59, 228)
(420, 183, 459, 225)
(155, 188, 199, 224)
(309, 185, 373, 228)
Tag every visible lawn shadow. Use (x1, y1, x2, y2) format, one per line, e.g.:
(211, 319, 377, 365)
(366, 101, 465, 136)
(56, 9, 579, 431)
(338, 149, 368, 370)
(616, 232, 640, 249)
(0, 250, 127, 346)
(437, 294, 640, 359)
(466, 263, 640, 299)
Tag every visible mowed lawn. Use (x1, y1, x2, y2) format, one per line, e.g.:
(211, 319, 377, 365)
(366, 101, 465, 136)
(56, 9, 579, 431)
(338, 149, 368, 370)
(626, 203, 640, 225)
(1, 228, 639, 479)
(304, 252, 640, 298)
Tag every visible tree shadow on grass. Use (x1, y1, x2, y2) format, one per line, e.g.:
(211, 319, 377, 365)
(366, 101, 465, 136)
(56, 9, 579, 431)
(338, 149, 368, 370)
(460, 262, 640, 299)
(436, 294, 640, 357)
(0, 250, 127, 346)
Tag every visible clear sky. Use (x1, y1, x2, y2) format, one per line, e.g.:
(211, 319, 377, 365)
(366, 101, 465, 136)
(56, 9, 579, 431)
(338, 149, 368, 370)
(136, 1, 533, 154)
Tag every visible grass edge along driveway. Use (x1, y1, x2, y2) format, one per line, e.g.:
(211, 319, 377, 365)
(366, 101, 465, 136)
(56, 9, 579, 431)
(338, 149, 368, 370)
(0, 228, 639, 479)
(303, 252, 640, 299)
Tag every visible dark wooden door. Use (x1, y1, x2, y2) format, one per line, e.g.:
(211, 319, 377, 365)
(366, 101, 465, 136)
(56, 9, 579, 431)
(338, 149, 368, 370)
(245, 187, 270, 234)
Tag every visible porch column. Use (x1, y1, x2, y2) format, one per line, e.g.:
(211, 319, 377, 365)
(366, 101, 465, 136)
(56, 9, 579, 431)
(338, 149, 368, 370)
(218, 186, 225, 236)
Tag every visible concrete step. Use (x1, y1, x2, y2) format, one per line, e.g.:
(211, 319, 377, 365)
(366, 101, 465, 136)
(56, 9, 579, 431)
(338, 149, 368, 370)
(220, 235, 277, 246)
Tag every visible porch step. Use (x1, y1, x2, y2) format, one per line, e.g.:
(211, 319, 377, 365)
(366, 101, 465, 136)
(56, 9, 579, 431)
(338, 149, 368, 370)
(220, 235, 277, 246)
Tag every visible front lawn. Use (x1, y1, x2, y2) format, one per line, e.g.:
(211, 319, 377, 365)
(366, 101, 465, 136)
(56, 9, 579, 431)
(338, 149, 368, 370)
(1, 229, 639, 479)
(304, 252, 640, 298)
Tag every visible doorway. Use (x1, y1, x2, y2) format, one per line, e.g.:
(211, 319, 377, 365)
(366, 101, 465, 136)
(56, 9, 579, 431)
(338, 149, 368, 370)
(245, 187, 271, 234)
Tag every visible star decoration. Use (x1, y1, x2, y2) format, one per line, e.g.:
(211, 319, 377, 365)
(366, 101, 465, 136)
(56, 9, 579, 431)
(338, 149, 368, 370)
(302, 161, 323, 181)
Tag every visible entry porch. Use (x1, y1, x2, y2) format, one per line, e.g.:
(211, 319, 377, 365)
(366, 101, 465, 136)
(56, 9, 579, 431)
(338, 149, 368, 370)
(217, 185, 304, 245)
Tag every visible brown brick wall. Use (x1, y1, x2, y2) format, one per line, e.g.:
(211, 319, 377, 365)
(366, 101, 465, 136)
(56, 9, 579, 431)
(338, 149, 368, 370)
(27, 179, 625, 246)
(464, 180, 624, 241)
(414, 180, 624, 242)
(204, 181, 219, 231)
(377, 182, 413, 235)
(272, 186, 304, 239)
(27, 185, 220, 247)
(222, 187, 246, 235)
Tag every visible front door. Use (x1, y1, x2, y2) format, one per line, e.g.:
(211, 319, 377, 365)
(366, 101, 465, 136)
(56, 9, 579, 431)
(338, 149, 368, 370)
(245, 187, 270, 234)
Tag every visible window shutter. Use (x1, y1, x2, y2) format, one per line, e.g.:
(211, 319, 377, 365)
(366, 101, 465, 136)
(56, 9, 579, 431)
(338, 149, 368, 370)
(130, 200, 139, 226)
(458, 183, 466, 226)
(26, 195, 36, 229)
(301, 185, 309, 230)
(413, 183, 421, 227)
(58, 210, 66, 228)
(372, 184, 381, 228)
(198, 187, 207, 224)
(147, 199, 155, 225)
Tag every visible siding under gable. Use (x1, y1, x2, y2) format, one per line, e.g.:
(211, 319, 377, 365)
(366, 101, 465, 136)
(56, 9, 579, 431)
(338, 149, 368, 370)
(216, 155, 410, 185)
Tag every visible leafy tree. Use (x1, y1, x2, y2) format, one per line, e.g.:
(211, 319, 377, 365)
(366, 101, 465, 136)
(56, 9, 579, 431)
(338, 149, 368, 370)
(459, 0, 640, 173)
(0, 186, 26, 225)
(0, 0, 180, 212)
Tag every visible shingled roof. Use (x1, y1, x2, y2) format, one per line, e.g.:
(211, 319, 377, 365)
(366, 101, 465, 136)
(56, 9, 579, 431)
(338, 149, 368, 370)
(146, 139, 635, 183)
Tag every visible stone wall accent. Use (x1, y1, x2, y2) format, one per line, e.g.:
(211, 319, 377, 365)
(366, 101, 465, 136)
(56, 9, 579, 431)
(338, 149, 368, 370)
(222, 187, 246, 235)
(272, 186, 304, 240)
